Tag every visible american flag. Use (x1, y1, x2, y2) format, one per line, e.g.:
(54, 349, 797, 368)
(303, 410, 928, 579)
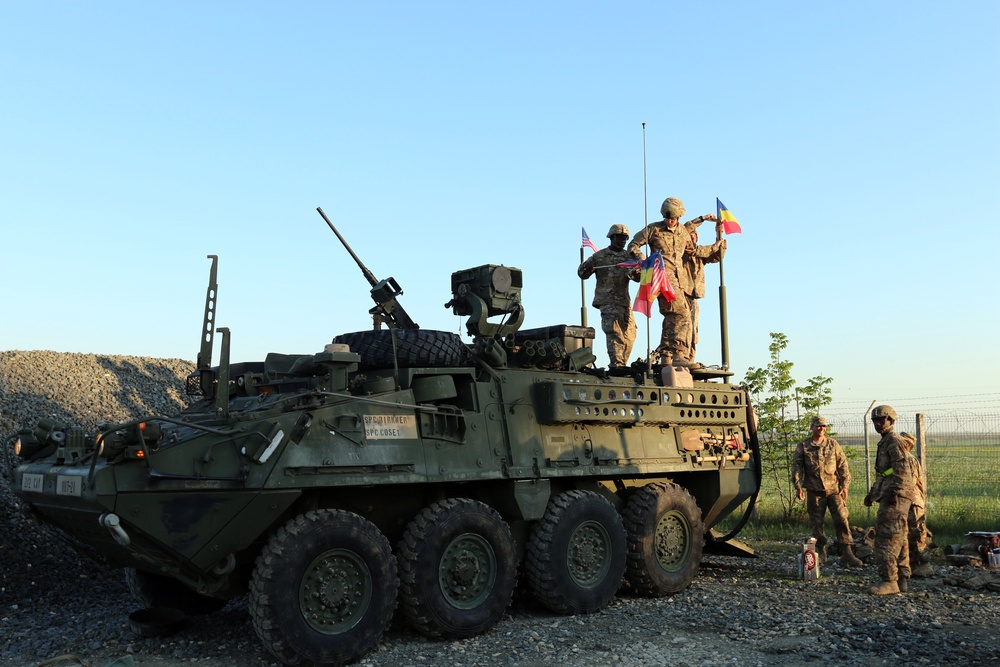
(632, 251, 675, 316)
(581, 227, 599, 253)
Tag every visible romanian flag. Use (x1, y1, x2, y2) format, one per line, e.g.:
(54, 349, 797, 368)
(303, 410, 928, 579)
(582, 227, 599, 252)
(716, 198, 742, 235)
(632, 251, 675, 316)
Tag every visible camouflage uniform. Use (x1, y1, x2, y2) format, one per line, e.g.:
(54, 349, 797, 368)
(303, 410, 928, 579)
(681, 221, 725, 361)
(578, 246, 637, 366)
(627, 219, 697, 363)
(791, 432, 855, 558)
(869, 430, 917, 583)
(899, 432, 934, 570)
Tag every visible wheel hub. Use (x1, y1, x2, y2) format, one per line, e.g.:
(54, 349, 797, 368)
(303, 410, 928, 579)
(300, 549, 372, 633)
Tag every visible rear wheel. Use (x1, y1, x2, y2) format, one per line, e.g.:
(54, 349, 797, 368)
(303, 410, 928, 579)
(397, 498, 517, 638)
(525, 490, 627, 614)
(249, 510, 398, 666)
(125, 568, 227, 616)
(623, 482, 704, 596)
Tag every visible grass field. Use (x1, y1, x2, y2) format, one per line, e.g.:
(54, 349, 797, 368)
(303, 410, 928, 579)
(719, 432, 1000, 549)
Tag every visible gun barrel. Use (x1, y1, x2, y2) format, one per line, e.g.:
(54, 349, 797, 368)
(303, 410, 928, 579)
(317, 207, 378, 287)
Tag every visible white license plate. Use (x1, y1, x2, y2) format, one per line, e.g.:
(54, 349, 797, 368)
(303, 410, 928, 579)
(56, 474, 83, 497)
(21, 473, 44, 493)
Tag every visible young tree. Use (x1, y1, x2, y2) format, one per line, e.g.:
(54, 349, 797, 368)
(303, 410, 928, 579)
(743, 333, 833, 521)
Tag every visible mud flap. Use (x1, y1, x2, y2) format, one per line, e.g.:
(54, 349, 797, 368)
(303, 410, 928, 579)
(703, 528, 757, 558)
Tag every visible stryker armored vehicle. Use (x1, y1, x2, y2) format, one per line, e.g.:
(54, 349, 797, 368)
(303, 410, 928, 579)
(12, 208, 761, 666)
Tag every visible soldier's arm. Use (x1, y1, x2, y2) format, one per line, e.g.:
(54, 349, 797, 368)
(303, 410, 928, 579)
(627, 227, 648, 257)
(577, 255, 596, 280)
(791, 443, 805, 491)
(834, 442, 852, 490)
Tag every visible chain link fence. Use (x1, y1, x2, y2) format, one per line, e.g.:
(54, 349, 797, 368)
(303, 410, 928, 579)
(733, 410, 1000, 543)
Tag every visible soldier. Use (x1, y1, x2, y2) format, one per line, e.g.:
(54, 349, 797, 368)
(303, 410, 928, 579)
(792, 416, 864, 567)
(863, 405, 917, 595)
(681, 220, 726, 365)
(899, 431, 935, 577)
(578, 224, 640, 367)
(627, 197, 716, 366)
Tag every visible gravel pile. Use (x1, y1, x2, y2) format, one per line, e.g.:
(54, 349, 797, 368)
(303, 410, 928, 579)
(2, 350, 999, 667)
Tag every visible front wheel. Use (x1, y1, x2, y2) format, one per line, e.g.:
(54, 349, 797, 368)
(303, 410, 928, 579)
(525, 490, 627, 614)
(623, 482, 704, 596)
(397, 498, 517, 638)
(249, 510, 398, 666)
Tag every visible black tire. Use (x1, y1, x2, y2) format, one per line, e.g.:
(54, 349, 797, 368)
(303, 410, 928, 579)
(332, 329, 468, 369)
(623, 482, 704, 596)
(397, 498, 517, 639)
(249, 510, 398, 667)
(525, 490, 627, 614)
(125, 568, 228, 616)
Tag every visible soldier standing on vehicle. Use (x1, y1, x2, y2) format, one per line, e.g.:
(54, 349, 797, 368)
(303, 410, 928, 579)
(899, 432, 935, 577)
(627, 197, 716, 367)
(681, 221, 726, 366)
(578, 224, 640, 367)
(863, 405, 916, 595)
(792, 416, 864, 567)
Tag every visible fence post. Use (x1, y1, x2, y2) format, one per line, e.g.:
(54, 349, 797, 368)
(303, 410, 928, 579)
(914, 412, 928, 492)
(863, 400, 877, 520)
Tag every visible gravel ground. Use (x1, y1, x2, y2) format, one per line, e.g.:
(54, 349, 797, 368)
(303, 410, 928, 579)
(2, 351, 999, 667)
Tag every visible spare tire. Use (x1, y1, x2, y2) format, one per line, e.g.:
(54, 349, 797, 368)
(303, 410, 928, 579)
(333, 329, 468, 369)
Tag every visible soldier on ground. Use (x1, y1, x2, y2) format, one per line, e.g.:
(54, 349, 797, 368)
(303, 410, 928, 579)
(578, 224, 640, 367)
(863, 405, 917, 595)
(681, 220, 726, 365)
(627, 197, 716, 367)
(791, 416, 864, 567)
(899, 431, 935, 577)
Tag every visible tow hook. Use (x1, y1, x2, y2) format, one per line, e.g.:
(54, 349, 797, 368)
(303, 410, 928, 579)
(99, 513, 131, 546)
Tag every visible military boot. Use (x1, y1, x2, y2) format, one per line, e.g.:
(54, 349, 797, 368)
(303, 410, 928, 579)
(897, 577, 908, 593)
(869, 580, 900, 596)
(841, 545, 864, 568)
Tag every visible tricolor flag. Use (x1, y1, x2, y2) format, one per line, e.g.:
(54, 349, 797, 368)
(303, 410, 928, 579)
(716, 198, 742, 235)
(582, 227, 599, 252)
(632, 251, 675, 317)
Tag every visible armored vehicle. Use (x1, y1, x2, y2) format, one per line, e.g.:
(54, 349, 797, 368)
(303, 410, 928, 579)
(12, 209, 761, 666)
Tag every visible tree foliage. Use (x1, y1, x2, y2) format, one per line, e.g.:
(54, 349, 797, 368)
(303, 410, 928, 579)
(743, 332, 834, 520)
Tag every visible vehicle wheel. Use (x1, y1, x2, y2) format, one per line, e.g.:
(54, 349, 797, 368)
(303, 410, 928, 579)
(525, 490, 627, 614)
(397, 498, 517, 639)
(623, 482, 704, 596)
(125, 568, 228, 616)
(249, 509, 398, 666)
(332, 329, 468, 369)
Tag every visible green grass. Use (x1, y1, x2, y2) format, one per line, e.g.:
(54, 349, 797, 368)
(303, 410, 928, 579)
(717, 436, 1000, 549)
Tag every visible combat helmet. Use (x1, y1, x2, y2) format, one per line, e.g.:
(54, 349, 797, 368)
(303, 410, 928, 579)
(871, 405, 897, 421)
(660, 197, 685, 219)
(607, 224, 630, 238)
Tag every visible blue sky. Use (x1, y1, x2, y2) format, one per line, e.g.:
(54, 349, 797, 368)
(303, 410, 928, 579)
(2, 2, 998, 415)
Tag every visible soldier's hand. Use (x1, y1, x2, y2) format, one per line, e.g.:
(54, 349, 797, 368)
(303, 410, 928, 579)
(703, 214, 717, 222)
(840, 487, 849, 500)
(796, 488, 805, 501)
(863, 493, 873, 507)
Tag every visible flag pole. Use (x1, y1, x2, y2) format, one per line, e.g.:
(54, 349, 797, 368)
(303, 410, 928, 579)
(715, 198, 730, 370)
(580, 246, 588, 327)
(641, 123, 653, 372)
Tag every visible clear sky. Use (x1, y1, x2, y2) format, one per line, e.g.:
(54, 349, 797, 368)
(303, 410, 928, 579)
(2, 2, 998, 416)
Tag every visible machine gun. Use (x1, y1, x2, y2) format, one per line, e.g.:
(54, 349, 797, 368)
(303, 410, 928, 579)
(317, 206, 418, 330)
